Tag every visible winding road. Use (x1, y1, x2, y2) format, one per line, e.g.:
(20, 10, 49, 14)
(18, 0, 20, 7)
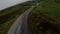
(7, 6, 35, 34)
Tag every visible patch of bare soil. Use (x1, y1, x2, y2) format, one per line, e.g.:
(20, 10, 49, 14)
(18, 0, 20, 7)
(28, 12, 60, 34)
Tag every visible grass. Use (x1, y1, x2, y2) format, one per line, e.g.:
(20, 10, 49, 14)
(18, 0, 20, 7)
(0, 15, 19, 34)
(0, 1, 33, 16)
(0, 5, 30, 24)
(30, 0, 60, 23)
(28, 0, 60, 34)
(0, 1, 34, 34)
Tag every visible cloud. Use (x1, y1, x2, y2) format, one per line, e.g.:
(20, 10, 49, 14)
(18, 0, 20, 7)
(0, 0, 29, 10)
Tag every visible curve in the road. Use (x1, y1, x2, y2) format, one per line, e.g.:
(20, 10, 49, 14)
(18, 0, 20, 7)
(7, 6, 35, 34)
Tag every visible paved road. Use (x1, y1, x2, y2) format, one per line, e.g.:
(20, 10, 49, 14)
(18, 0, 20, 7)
(7, 6, 35, 34)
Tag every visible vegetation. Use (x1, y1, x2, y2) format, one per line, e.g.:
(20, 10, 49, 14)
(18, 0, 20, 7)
(28, 0, 60, 34)
(0, 1, 34, 34)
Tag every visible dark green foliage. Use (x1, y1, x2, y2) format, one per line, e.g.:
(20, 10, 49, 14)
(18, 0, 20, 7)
(28, 0, 60, 34)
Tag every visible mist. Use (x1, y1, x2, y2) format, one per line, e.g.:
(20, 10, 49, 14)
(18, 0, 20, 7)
(0, 0, 29, 10)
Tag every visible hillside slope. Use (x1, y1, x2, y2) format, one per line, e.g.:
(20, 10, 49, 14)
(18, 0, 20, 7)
(0, 1, 33, 34)
(28, 0, 60, 34)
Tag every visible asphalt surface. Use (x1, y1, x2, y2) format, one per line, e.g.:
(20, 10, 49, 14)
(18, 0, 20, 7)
(7, 6, 35, 34)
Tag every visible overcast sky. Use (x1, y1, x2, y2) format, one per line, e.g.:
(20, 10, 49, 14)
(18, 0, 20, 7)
(0, 0, 29, 10)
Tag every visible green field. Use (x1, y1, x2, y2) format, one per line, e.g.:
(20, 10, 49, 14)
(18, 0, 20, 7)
(0, 1, 33, 34)
(28, 0, 60, 34)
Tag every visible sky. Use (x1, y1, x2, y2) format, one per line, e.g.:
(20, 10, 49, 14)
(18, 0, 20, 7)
(0, 0, 29, 10)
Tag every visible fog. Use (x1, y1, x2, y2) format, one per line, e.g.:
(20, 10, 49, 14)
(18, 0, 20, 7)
(0, 0, 29, 10)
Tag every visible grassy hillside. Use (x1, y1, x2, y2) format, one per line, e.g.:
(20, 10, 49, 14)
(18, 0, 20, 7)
(0, 1, 33, 34)
(28, 0, 60, 34)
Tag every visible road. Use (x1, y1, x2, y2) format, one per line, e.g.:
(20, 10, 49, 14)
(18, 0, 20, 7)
(7, 6, 35, 34)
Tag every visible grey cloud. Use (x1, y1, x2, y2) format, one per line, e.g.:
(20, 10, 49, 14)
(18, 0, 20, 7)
(0, 0, 29, 10)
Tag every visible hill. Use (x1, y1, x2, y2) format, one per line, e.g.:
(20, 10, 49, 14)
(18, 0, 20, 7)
(28, 0, 60, 34)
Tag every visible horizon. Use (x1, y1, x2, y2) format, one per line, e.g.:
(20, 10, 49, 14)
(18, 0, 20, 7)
(0, 0, 29, 10)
